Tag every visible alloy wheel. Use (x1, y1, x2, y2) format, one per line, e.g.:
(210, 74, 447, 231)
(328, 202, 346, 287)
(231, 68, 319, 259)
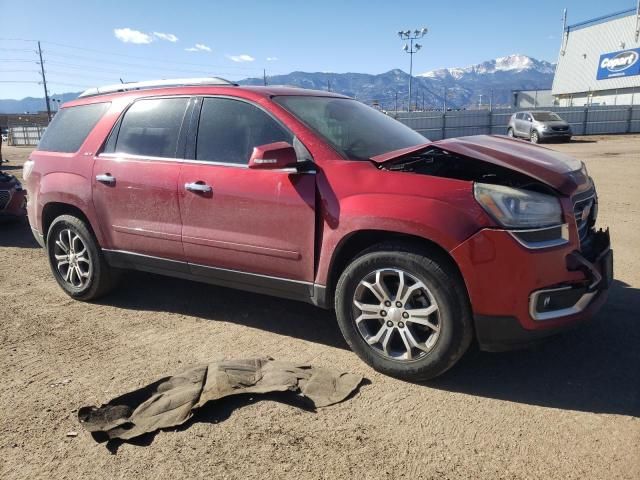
(53, 228, 91, 289)
(352, 268, 440, 361)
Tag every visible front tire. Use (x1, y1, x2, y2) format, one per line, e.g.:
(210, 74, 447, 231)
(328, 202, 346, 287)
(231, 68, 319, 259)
(507, 127, 515, 138)
(46, 215, 118, 301)
(335, 243, 473, 381)
(530, 130, 540, 144)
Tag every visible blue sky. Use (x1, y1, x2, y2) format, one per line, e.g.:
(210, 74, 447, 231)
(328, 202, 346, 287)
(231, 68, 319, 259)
(0, 0, 635, 99)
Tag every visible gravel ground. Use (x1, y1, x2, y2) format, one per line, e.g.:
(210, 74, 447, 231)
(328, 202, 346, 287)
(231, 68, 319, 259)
(1, 136, 639, 479)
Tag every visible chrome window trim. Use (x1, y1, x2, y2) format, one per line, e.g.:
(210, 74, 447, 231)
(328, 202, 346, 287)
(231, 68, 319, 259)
(505, 224, 570, 250)
(529, 286, 597, 321)
(96, 153, 315, 173)
(97, 152, 248, 168)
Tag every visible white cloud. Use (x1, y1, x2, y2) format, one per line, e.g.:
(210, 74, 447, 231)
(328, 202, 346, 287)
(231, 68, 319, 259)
(227, 54, 255, 63)
(266, 57, 278, 62)
(114, 28, 153, 44)
(185, 43, 211, 52)
(153, 32, 178, 42)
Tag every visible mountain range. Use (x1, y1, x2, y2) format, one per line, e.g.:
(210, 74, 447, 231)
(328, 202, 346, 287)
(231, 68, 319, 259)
(0, 54, 554, 113)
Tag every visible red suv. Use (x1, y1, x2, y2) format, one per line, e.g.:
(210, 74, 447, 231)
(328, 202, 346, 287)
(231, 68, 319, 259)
(23, 78, 613, 380)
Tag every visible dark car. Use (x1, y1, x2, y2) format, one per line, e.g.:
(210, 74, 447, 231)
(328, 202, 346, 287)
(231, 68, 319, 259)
(23, 77, 612, 380)
(0, 170, 27, 221)
(507, 111, 572, 143)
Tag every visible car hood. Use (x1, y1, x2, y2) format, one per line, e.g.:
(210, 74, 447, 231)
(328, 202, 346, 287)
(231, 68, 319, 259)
(372, 135, 588, 195)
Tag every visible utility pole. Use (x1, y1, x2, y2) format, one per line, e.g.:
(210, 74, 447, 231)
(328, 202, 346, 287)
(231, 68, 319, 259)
(263, 69, 267, 86)
(37, 41, 52, 121)
(398, 28, 427, 112)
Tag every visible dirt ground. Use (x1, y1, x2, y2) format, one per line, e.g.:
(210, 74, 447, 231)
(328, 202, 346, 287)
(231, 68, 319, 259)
(1, 136, 639, 479)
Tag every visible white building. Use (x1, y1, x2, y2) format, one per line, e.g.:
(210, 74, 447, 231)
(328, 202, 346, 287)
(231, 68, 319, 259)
(552, 7, 640, 106)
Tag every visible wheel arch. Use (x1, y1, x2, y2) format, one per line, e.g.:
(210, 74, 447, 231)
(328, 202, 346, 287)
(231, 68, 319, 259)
(41, 202, 100, 246)
(324, 229, 469, 309)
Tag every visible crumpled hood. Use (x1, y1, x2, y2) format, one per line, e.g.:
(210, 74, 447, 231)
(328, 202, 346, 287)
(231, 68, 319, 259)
(372, 135, 588, 195)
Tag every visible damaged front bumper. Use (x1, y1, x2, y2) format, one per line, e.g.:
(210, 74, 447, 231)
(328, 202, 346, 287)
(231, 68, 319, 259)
(451, 227, 612, 352)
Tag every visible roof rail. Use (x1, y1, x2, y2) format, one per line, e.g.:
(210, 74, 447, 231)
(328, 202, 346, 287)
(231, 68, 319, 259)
(78, 77, 237, 98)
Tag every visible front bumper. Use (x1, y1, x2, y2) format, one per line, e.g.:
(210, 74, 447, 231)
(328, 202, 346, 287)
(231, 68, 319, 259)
(539, 129, 572, 139)
(451, 226, 612, 351)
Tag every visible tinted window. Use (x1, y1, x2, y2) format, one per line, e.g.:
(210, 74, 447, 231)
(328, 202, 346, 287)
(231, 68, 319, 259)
(531, 112, 562, 121)
(515, 113, 524, 120)
(115, 97, 188, 158)
(37, 103, 109, 153)
(196, 98, 292, 164)
(274, 96, 427, 160)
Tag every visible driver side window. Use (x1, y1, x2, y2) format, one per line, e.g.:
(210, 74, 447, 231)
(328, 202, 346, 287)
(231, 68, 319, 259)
(196, 98, 292, 165)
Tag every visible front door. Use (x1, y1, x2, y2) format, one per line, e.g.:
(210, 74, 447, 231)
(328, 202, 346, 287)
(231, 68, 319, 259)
(92, 96, 190, 261)
(178, 97, 316, 288)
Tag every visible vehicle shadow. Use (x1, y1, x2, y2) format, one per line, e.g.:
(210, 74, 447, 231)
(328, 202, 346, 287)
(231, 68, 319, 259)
(0, 218, 38, 248)
(105, 269, 349, 351)
(429, 279, 640, 417)
(103, 270, 639, 416)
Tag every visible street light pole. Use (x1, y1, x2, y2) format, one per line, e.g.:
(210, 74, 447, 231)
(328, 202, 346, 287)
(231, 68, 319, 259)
(398, 27, 427, 112)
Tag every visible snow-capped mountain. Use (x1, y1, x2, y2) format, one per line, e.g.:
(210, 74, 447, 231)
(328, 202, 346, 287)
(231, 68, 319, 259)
(0, 54, 555, 113)
(419, 54, 555, 80)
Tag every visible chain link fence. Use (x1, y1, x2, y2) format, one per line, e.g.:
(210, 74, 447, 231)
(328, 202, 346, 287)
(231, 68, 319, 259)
(394, 105, 640, 141)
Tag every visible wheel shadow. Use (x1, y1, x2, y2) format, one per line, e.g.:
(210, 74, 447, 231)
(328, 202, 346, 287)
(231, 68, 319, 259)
(428, 279, 640, 417)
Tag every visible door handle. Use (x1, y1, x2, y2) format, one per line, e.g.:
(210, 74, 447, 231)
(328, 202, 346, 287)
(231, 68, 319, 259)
(96, 173, 116, 184)
(185, 182, 212, 194)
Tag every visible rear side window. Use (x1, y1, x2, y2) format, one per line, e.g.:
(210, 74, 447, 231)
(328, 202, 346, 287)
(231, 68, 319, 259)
(196, 98, 292, 165)
(37, 103, 109, 153)
(115, 97, 189, 158)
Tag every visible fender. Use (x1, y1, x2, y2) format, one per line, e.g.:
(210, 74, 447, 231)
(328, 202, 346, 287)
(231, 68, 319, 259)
(315, 191, 491, 286)
(37, 171, 105, 245)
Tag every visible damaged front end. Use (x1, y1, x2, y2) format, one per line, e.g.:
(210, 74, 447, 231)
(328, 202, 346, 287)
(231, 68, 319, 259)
(375, 134, 612, 349)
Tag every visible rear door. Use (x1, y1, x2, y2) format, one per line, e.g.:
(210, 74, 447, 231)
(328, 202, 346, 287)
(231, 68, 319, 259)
(178, 96, 316, 289)
(92, 96, 192, 261)
(514, 113, 525, 135)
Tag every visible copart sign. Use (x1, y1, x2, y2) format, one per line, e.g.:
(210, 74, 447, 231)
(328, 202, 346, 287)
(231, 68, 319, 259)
(597, 48, 640, 80)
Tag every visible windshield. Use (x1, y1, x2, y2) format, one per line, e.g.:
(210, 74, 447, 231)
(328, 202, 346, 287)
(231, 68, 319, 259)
(531, 112, 562, 121)
(274, 96, 428, 160)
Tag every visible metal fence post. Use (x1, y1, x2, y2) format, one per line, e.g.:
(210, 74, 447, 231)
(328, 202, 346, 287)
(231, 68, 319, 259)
(441, 112, 446, 140)
(628, 106, 634, 133)
(583, 107, 589, 135)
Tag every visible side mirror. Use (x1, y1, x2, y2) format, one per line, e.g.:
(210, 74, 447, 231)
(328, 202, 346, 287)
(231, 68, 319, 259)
(248, 142, 297, 170)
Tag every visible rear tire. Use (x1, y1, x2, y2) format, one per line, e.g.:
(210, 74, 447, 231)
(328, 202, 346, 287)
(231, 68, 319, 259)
(507, 128, 515, 138)
(335, 243, 473, 381)
(46, 215, 119, 301)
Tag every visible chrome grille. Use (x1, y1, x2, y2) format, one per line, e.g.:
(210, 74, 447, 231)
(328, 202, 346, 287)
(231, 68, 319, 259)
(573, 193, 596, 244)
(0, 190, 11, 210)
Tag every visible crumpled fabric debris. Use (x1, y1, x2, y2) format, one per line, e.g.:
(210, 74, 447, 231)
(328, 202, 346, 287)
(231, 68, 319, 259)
(78, 357, 364, 441)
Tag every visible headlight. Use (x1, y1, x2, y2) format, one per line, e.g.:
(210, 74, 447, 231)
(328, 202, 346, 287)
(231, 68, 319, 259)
(474, 183, 562, 228)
